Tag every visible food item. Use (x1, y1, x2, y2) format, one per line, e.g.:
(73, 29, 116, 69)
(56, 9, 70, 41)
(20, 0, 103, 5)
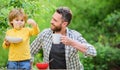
(5, 36, 23, 43)
(36, 62, 49, 69)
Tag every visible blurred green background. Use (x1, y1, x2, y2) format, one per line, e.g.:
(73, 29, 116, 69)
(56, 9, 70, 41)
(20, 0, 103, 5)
(0, 0, 120, 70)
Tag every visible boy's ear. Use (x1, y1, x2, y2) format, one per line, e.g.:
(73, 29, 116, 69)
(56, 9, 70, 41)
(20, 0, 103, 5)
(9, 22, 14, 27)
(10, 21, 13, 24)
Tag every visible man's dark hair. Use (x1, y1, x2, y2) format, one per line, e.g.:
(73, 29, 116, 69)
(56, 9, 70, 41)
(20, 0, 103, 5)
(56, 7, 72, 25)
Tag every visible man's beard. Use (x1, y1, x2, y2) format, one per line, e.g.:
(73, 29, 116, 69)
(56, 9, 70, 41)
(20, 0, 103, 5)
(51, 24, 62, 32)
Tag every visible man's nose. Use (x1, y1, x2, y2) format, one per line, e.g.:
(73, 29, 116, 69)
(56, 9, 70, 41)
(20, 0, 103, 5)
(50, 20, 53, 24)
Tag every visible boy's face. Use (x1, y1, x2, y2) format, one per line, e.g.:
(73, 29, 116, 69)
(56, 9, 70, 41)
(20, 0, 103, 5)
(11, 16, 25, 30)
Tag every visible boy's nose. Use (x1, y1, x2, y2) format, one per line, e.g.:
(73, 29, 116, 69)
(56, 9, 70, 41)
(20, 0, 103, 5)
(18, 21, 22, 24)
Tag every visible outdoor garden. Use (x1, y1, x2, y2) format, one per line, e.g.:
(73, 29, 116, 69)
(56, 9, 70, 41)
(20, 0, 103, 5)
(0, 0, 120, 70)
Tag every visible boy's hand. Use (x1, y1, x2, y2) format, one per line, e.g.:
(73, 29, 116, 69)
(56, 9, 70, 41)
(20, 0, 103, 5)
(30, 61, 33, 70)
(27, 19, 37, 27)
(5, 39, 10, 46)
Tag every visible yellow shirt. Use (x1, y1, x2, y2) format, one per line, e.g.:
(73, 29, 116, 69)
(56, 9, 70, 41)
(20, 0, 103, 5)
(2, 26, 39, 61)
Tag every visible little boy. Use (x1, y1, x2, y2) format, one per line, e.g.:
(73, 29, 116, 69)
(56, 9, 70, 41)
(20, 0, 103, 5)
(2, 8, 39, 70)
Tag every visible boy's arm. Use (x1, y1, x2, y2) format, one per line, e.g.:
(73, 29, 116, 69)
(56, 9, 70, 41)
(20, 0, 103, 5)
(2, 31, 10, 49)
(27, 19, 40, 35)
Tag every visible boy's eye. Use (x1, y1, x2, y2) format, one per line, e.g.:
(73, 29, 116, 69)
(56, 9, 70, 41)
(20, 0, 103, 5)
(16, 19, 19, 21)
(21, 19, 24, 21)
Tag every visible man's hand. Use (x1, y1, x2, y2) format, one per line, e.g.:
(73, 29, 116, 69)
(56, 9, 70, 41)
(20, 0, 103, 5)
(61, 35, 73, 46)
(61, 35, 87, 53)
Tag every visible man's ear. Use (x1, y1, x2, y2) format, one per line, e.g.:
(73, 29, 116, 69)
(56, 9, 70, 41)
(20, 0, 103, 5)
(63, 22, 68, 26)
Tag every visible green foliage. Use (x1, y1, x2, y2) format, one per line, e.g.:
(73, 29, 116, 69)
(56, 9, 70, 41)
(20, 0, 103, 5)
(22, 1, 55, 30)
(9, 0, 23, 8)
(34, 49, 43, 63)
(0, 0, 120, 70)
(0, 28, 8, 67)
(80, 43, 120, 70)
(98, 10, 120, 47)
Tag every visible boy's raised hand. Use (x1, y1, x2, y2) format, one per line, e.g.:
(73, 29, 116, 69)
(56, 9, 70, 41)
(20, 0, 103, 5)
(27, 19, 37, 27)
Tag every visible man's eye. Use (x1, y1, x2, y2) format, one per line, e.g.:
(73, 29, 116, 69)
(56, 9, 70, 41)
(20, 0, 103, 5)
(53, 19, 57, 22)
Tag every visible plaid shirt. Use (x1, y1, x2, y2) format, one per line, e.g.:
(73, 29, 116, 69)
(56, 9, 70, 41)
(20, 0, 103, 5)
(30, 28, 96, 70)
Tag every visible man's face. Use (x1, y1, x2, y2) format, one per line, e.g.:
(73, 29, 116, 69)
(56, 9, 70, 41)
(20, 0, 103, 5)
(50, 12, 63, 32)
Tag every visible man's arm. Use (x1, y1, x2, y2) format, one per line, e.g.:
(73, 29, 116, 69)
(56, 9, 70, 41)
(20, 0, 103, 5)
(76, 33, 97, 56)
(61, 31, 97, 57)
(70, 39, 97, 57)
(30, 36, 42, 70)
(30, 29, 50, 58)
(30, 33, 43, 61)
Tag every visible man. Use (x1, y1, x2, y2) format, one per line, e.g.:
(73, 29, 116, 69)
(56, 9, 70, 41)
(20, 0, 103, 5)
(31, 7, 96, 70)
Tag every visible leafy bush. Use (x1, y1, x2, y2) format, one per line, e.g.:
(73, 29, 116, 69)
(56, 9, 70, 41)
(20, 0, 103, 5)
(80, 43, 120, 70)
(0, 0, 120, 69)
(98, 10, 120, 47)
(0, 28, 8, 67)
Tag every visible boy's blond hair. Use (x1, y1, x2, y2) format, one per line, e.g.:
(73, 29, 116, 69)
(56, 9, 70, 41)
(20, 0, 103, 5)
(8, 8, 27, 27)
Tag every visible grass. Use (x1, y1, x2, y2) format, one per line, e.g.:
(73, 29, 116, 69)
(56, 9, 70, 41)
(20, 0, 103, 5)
(0, 28, 8, 67)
